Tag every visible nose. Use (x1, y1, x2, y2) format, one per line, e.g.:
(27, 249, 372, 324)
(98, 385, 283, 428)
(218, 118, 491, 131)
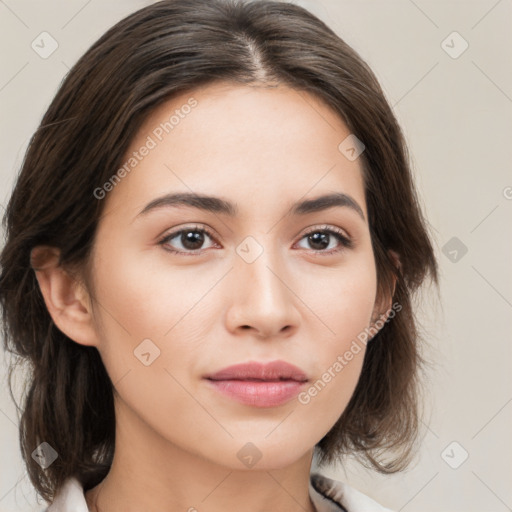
(224, 246, 300, 339)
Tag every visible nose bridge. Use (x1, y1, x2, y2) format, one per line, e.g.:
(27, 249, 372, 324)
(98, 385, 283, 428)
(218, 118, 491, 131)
(238, 235, 286, 306)
(229, 233, 298, 336)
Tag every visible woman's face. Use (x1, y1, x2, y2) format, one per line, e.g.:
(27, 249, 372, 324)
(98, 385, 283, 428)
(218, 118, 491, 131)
(86, 81, 380, 470)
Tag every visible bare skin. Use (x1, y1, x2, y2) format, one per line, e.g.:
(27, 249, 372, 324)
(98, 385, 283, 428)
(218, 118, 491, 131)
(33, 81, 395, 512)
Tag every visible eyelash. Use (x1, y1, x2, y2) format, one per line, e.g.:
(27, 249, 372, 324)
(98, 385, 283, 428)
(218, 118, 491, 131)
(157, 224, 353, 256)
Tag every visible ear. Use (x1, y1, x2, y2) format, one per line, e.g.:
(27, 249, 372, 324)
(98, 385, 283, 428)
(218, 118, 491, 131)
(30, 245, 98, 347)
(369, 249, 401, 337)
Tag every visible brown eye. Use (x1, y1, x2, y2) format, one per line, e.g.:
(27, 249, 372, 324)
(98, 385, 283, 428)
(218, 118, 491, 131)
(296, 227, 353, 254)
(158, 226, 217, 255)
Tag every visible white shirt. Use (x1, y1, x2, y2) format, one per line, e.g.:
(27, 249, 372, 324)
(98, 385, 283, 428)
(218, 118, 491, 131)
(43, 472, 394, 512)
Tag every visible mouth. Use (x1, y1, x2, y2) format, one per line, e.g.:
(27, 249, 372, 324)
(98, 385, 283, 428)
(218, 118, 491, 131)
(203, 360, 309, 408)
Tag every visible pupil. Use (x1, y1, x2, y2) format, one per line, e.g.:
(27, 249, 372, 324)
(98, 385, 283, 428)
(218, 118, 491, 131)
(309, 232, 328, 250)
(182, 231, 204, 250)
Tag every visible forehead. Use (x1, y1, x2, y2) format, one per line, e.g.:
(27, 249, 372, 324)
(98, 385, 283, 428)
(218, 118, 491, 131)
(102, 81, 367, 222)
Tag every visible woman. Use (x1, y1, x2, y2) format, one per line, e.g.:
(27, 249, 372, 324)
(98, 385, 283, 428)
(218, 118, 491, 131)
(0, 1, 438, 511)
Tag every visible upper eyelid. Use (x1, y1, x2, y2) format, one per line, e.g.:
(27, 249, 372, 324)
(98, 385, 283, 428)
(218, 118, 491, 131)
(302, 224, 351, 239)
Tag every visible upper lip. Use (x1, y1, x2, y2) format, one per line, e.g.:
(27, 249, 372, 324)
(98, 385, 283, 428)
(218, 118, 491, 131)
(205, 360, 308, 382)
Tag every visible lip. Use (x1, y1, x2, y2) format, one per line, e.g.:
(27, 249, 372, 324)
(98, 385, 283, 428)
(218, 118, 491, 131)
(204, 360, 308, 408)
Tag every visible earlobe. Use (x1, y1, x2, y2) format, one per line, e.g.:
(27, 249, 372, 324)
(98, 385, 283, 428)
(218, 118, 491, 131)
(30, 245, 98, 347)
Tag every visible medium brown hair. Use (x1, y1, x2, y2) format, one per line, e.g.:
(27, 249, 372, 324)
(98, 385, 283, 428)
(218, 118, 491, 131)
(0, 0, 438, 502)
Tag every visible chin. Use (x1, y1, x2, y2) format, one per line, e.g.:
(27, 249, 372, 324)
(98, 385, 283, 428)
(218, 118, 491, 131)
(216, 439, 313, 472)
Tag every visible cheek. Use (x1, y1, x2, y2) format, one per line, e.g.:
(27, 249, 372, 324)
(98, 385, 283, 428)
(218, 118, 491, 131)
(294, 254, 377, 423)
(92, 243, 198, 332)
(296, 250, 378, 341)
(89, 244, 221, 379)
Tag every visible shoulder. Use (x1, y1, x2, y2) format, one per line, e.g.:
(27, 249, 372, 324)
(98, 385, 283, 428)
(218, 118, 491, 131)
(309, 472, 395, 512)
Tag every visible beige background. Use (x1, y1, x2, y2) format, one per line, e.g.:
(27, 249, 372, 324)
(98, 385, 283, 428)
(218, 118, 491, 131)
(1, 0, 511, 510)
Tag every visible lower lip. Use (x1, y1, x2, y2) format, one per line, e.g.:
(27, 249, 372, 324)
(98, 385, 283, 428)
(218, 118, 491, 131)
(205, 379, 306, 407)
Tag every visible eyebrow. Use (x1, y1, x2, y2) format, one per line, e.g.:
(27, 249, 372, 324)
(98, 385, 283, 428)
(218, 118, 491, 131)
(135, 191, 365, 221)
